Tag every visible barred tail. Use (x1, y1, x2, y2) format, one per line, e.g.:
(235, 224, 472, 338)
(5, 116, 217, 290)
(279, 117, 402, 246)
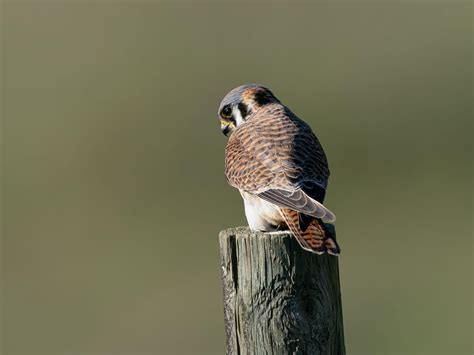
(279, 207, 340, 255)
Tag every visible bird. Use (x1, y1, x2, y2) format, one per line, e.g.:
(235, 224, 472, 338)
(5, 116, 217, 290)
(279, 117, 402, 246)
(218, 84, 340, 255)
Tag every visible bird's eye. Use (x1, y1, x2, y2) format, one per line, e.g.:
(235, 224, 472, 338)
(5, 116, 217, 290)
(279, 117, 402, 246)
(221, 106, 232, 118)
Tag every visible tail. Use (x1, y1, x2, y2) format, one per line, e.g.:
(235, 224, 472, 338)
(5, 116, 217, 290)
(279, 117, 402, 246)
(279, 207, 341, 255)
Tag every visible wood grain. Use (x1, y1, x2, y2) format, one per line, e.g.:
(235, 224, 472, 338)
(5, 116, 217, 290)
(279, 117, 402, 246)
(219, 226, 345, 355)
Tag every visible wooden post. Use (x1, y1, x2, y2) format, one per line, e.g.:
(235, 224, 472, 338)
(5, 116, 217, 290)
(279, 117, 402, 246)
(219, 226, 345, 355)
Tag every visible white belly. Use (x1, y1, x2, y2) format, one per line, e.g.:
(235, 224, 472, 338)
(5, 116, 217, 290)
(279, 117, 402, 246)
(240, 190, 285, 231)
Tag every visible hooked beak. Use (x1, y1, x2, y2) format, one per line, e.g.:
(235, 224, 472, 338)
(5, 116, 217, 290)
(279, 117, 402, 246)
(220, 119, 234, 137)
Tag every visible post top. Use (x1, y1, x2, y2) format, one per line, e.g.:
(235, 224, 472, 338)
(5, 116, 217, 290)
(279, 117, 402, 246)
(219, 224, 335, 240)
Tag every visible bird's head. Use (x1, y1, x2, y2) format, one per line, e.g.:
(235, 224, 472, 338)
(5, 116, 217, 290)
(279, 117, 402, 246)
(218, 84, 280, 137)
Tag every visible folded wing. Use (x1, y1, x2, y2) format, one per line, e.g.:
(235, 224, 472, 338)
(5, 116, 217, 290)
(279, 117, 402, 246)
(259, 188, 336, 222)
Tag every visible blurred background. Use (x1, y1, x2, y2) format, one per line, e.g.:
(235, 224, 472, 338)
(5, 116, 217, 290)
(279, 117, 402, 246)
(2, 1, 472, 354)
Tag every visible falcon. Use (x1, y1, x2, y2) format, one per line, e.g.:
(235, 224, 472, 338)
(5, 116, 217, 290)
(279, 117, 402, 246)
(218, 84, 340, 255)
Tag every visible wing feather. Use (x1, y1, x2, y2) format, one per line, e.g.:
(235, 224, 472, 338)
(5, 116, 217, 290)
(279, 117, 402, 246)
(259, 189, 335, 222)
(224, 106, 336, 222)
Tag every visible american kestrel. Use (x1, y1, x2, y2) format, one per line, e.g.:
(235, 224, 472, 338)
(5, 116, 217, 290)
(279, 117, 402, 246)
(218, 84, 340, 255)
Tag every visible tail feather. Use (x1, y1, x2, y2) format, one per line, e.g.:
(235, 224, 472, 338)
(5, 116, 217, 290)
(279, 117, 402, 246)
(280, 207, 340, 255)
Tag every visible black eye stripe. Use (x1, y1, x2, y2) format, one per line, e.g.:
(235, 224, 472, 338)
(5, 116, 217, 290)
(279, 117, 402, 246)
(238, 102, 250, 120)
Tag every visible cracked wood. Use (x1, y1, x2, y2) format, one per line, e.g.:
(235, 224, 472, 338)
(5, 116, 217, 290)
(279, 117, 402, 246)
(219, 226, 345, 355)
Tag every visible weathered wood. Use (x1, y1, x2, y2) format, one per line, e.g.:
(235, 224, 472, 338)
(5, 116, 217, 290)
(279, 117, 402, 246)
(219, 226, 345, 355)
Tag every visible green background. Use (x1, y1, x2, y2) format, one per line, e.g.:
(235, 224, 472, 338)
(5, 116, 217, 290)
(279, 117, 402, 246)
(1, 1, 472, 354)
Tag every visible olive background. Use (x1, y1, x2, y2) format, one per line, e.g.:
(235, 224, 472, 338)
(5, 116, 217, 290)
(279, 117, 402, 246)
(1, 1, 472, 355)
